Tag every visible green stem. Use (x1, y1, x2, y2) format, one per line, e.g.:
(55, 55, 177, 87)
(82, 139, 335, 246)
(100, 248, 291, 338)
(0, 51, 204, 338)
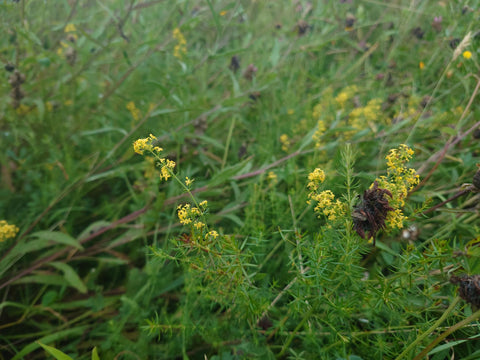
(395, 297, 461, 360)
(277, 308, 314, 357)
(221, 116, 236, 170)
(413, 305, 480, 360)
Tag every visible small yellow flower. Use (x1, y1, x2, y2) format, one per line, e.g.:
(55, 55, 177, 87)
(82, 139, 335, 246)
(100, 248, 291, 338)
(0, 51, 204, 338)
(219, 10, 227, 16)
(207, 230, 219, 240)
(64, 23, 76, 33)
(194, 221, 205, 230)
(267, 171, 278, 184)
(173, 28, 187, 59)
(199, 200, 208, 208)
(159, 158, 176, 181)
(287, 109, 294, 115)
(419, 61, 425, 70)
(185, 177, 194, 186)
(463, 50, 472, 59)
(126, 101, 141, 121)
(0, 220, 19, 242)
(133, 138, 150, 155)
(307, 168, 325, 191)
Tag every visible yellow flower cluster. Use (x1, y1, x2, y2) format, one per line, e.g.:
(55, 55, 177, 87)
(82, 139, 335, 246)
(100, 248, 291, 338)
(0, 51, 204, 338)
(173, 28, 187, 59)
(280, 134, 290, 152)
(0, 220, 19, 242)
(133, 134, 162, 155)
(312, 120, 327, 149)
(335, 85, 358, 108)
(57, 23, 78, 57)
(177, 204, 201, 225)
(126, 101, 141, 121)
(307, 169, 345, 221)
(375, 144, 419, 229)
(349, 98, 382, 124)
(267, 171, 278, 184)
(177, 201, 219, 241)
(307, 168, 325, 191)
(310, 190, 346, 221)
(64, 23, 76, 33)
(133, 134, 175, 181)
(159, 158, 176, 181)
(185, 177, 194, 187)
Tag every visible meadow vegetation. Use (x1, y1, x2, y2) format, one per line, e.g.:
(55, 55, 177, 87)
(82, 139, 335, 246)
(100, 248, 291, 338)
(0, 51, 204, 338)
(1, 0, 480, 359)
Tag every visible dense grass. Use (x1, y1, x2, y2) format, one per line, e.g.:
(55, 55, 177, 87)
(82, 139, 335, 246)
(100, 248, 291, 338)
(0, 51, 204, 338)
(1, 0, 480, 359)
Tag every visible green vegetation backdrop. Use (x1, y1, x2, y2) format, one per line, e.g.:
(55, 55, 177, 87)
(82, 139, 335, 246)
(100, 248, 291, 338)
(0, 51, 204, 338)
(1, 0, 480, 359)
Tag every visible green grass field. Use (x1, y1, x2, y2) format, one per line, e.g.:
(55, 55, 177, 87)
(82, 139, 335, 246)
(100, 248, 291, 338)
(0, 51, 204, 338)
(1, 1, 480, 359)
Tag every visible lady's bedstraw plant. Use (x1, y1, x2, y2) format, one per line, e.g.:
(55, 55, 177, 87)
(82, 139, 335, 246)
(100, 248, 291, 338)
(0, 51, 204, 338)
(308, 144, 419, 242)
(134, 135, 256, 339)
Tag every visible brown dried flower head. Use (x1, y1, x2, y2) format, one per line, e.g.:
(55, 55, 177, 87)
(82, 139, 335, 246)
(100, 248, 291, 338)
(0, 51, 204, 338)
(450, 274, 480, 308)
(352, 181, 394, 241)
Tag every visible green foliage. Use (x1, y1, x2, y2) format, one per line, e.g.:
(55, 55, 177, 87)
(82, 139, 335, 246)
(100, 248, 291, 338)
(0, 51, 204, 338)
(1, 0, 480, 359)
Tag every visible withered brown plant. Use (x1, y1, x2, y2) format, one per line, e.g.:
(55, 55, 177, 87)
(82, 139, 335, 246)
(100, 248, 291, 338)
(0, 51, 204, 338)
(352, 181, 394, 242)
(450, 275, 480, 308)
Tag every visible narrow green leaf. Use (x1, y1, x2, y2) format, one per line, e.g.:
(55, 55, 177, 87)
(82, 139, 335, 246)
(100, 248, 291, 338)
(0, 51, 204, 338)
(37, 342, 74, 360)
(49, 262, 88, 294)
(31, 231, 83, 250)
(440, 126, 457, 136)
(91, 347, 100, 360)
(12, 327, 87, 360)
(14, 274, 67, 287)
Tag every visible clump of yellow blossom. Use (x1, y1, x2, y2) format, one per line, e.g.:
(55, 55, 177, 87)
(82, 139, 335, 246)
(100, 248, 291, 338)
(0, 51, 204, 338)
(307, 169, 346, 221)
(159, 158, 176, 181)
(173, 28, 187, 59)
(64, 23, 76, 33)
(133, 134, 161, 155)
(126, 101, 141, 121)
(267, 171, 278, 185)
(463, 50, 472, 59)
(347, 98, 383, 137)
(207, 230, 219, 239)
(280, 134, 290, 152)
(374, 144, 419, 229)
(177, 204, 201, 225)
(0, 220, 19, 242)
(419, 61, 425, 70)
(312, 120, 327, 149)
(335, 85, 358, 108)
(177, 202, 219, 242)
(307, 168, 325, 192)
(133, 134, 175, 181)
(185, 177, 194, 187)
